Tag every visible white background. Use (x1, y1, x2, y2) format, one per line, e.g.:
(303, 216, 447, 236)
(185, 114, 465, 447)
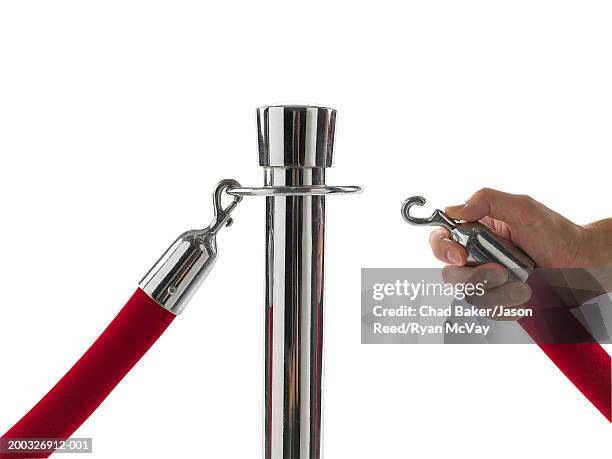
(1, 1, 610, 457)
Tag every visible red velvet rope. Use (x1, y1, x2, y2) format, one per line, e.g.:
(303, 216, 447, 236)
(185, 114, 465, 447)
(522, 272, 611, 421)
(0, 288, 175, 458)
(1, 274, 609, 459)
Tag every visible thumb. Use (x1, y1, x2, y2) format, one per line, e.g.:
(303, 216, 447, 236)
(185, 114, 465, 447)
(445, 188, 534, 224)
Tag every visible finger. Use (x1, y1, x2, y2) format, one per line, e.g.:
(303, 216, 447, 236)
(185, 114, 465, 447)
(442, 263, 508, 289)
(429, 228, 468, 266)
(466, 281, 532, 309)
(445, 188, 536, 225)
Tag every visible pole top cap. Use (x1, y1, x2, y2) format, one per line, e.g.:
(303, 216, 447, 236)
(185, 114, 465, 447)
(257, 104, 336, 168)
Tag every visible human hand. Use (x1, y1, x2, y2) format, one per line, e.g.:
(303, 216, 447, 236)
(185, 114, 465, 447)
(429, 188, 612, 315)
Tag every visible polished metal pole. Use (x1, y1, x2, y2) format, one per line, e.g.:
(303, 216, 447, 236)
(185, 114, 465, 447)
(258, 105, 335, 459)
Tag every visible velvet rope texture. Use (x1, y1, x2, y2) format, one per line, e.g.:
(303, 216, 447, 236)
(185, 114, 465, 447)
(1, 288, 175, 458)
(522, 271, 611, 422)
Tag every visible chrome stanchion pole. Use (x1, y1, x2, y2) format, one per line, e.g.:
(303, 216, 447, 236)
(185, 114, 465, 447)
(228, 104, 360, 458)
(259, 105, 331, 459)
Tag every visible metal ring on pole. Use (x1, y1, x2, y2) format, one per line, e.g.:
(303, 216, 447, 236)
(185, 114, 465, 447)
(226, 185, 362, 197)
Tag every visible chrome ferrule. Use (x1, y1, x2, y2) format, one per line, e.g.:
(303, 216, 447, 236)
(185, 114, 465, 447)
(139, 229, 218, 315)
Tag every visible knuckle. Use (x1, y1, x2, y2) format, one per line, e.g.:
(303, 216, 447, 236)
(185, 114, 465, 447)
(474, 187, 492, 198)
(470, 187, 492, 204)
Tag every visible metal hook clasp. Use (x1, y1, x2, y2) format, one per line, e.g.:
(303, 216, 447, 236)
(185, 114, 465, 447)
(401, 196, 457, 232)
(209, 179, 243, 234)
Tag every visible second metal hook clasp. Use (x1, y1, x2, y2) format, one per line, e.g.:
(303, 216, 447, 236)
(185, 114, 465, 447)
(401, 196, 457, 232)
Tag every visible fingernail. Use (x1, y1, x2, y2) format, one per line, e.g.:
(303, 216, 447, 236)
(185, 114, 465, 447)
(446, 250, 462, 265)
(484, 269, 506, 286)
(509, 284, 531, 303)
